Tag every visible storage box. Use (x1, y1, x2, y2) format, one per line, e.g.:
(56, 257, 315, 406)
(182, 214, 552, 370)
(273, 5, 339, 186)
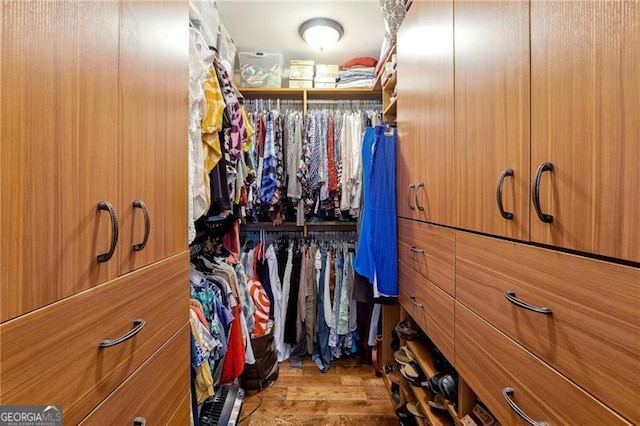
(314, 76, 336, 83)
(238, 52, 284, 88)
(315, 64, 339, 78)
(289, 79, 313, 89)
(289, 65, 314, 80)
(290, 59, 315, 67)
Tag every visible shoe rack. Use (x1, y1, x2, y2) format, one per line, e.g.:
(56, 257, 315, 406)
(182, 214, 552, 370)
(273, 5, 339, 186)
(382, 305, 500, 426)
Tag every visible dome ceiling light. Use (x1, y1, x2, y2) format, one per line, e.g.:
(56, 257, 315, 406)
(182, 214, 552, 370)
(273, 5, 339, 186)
(299, 18, 344, 52)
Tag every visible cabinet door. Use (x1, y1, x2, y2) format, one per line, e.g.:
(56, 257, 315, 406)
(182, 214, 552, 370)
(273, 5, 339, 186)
(531, 1, 640, 262)
(1, 1, 119, 321)
(455, 0, 530, 240)
(396, 4, 422, 220)
(118, 1, 189, 274)
(413, 0, 455, 226)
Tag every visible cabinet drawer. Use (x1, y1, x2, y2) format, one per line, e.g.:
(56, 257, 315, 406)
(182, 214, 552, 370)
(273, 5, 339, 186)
(0, 252, 189, 425)
(455, 303, 630, 425)
(397, 218, 455, 296)
(399, 262, 454, 362)
(167, 391, 192, 426)
(80, 324, 190, 425)
(456, 231, 640, 423)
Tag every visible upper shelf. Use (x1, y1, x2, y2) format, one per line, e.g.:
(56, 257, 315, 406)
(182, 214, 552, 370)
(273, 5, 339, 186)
(240, 87, 381, 100)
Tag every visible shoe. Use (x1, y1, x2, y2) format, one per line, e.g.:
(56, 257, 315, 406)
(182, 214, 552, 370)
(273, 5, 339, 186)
(406, 402, 426, 418)
(428, 394, 448, 412)
(395, 404, 418, 426)
(395, 319, 420, 340)
(400, 364, 429, 387)
(394, 346, 416, 365)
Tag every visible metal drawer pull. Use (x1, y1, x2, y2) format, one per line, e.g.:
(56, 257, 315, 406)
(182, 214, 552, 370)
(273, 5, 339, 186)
(532, 162, 554, 223)
(502, 387, 548, 426)
(410, 245, 425, 254)
(97, 201, 119, 263)
(415, 182, 425, 211)
(504, 291, 552, 315)
(132, 200, 151, 251)
(408, 184, 416, 210)
(410, 296, 424, 308)
(496, 168, 514, 220)
(99, 319, 146, 348)
(133, 417, 147, 426)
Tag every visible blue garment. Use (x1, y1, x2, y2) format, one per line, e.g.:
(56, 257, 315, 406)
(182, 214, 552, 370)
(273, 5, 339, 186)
(369, 126, 398, 297)
(312, 248, 331, 373)
(259, 113, 278, 204)
(354, 127, 377, 283)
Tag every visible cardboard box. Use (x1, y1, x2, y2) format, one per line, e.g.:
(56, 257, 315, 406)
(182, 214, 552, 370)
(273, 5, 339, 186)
(289, 65, 314, 80)
(315, 64, 339, 78)
(290, 59, 315, 66)
(289, 79, 313, 88)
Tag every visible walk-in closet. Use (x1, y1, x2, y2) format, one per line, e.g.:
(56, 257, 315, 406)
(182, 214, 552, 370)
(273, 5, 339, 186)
(1, 1, 638, 425)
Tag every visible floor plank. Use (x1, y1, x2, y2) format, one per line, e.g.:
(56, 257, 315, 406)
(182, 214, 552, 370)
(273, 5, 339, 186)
(241, 357, 397, 425)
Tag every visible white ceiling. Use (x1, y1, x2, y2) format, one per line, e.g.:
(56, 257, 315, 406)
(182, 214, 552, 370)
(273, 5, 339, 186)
(216, 1, 386, 69)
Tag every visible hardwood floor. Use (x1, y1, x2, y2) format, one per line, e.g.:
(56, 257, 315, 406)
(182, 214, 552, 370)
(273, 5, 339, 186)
(240, 358, 397, 425)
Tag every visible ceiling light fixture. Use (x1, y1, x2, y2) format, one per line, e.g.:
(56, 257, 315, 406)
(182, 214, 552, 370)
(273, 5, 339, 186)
(299, 18, 344, 52)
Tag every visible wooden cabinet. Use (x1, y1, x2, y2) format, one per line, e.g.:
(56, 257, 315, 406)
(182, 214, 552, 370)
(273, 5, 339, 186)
(530, 1, 640, 262)
(396, 0, 455, 226)
(118, 0, 189, 275)
(456, 232, 640, 423)
(0, 254, 189, 424)
(80, 325, 190, 425)
(0, 0, 190, 421)
(1, 0, 120, 322)
(454, 0, 530, 240)
(455, 303, 629, 426)
(1, 0, 189, 321)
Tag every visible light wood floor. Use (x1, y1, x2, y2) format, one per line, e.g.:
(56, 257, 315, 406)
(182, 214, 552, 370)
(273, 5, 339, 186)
(239, 358, 397, 425)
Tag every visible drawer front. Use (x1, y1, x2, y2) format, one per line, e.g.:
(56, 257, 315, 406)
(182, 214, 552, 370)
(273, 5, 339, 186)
(80, 324, 191, 425)
(455, 303, 629, 425)
(456, 231, 640, 423)
(399, 262, 454, 362)
(167, 391, 192, 426)
(0, 252, 189, 425)
(398, 264, 426, 332)
(398, 218, 455, 296)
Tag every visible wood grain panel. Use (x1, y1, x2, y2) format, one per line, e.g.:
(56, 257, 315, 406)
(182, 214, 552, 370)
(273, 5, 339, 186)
(167, 392, 192, 426)
(455, 303, 630, 426)
(399, 263, 454, 362)
(118, 0, 189, 274)
(396, 4, 421, 220)
(80, 325, 190, 425)
(530, 1, 640, 262)
(1, 0, 119, 321)
(454, 0, 530, 240)
(398, 218, 455, 295)
(0, 252, 189, 424)
(455, 231, 640, 423)
(413, 0, 455, 226)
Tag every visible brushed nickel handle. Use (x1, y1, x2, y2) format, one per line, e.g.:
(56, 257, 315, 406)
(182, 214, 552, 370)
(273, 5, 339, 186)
(132, 200, 151, 251)
(97, 201, 119, 262)
(504, 291, 552, 315)
(502, 387, 548, 426)
(496, 168, 514, 220)
(410, 296, 424, 308)
(99, 319, 146, 348)
(410, 245, 424, 254)
(415, 182, 425, 211)
(532, 162, 553, 223)
(408, 184, 416, 210)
